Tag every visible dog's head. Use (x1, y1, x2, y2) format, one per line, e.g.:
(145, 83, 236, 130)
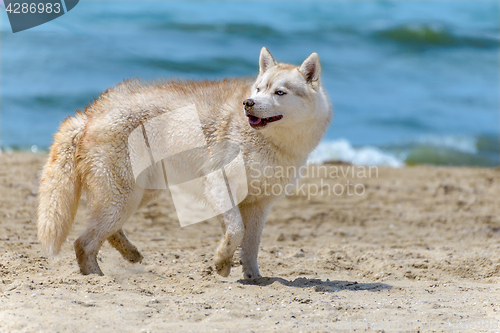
(243, 47, 330, 130)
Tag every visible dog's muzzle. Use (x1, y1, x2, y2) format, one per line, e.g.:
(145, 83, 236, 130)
(243, 98, 283, 129)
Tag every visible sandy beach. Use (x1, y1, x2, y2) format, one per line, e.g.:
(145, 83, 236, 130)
(0, 152, 499, 332)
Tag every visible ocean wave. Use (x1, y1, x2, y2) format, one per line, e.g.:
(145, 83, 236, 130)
(308, 139, 404, 167)
(150, 21, 498, 51)
(400, 135, 498, 167)
(152, 22, 279, 38)
(390, 135, 499, 167)
(375, 23, 499, 49)
(308, 135, 499, 167)
(412, 135, 478, 154)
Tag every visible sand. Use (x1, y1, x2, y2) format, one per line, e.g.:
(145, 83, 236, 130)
(0, 153, 499, 332)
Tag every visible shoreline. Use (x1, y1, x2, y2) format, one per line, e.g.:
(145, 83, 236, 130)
(0, 149, 499, 168)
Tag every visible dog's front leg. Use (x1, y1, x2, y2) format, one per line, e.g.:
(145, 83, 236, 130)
(239, 203, 269, 279)
(214, 207, 244, 277)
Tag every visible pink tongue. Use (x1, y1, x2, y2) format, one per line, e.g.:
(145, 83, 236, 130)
(248, 115, 262, 125)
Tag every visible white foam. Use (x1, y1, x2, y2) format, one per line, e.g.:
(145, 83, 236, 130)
(308, 139, 404, 167)
(414, 135, 477, 154)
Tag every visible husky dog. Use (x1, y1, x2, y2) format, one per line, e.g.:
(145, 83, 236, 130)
(37, 47, 332, 278)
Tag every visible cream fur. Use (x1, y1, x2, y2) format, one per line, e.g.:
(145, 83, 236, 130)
(37, 47, 332, 278)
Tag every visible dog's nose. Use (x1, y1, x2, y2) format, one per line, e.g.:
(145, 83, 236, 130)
(243, 99, 255, 108)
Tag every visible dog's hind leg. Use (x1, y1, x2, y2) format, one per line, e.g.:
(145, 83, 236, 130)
(107, 228, 143, 263)
(214, 207, 244, 277)
(74, 187, 143, 275)
(106, 189, 162, 264)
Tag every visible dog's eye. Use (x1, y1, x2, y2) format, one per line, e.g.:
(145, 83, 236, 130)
(256, 88, 260, 92)
(275, 90, 286, 96)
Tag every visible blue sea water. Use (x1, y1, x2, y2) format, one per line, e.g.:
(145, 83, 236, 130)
(1, 1, 498, 166)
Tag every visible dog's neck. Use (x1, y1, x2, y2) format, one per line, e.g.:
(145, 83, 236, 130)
(261, 117, 329, 165)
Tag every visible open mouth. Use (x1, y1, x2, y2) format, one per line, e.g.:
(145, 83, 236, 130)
(246, 114, 283, 129)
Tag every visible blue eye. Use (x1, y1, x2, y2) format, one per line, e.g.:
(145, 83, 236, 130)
(256, 88, 260, 92)
(275, 90, 286, 96)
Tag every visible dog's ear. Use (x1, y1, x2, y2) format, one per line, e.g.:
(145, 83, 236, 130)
(259, 47, 277, 75)
(299, 53, 321, 84)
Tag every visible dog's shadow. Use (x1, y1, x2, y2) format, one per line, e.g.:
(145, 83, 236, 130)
(237, 277, 391, 292)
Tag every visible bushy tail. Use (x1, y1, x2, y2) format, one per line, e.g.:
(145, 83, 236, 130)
(37, 112, 86, 255)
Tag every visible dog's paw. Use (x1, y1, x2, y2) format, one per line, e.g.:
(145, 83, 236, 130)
(126, 249, 143, 264)
(243, 271, 262, 280)
(215, 258, 232, 277)
(241, 260, 261, 280)
(242, 266, 261, 280)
